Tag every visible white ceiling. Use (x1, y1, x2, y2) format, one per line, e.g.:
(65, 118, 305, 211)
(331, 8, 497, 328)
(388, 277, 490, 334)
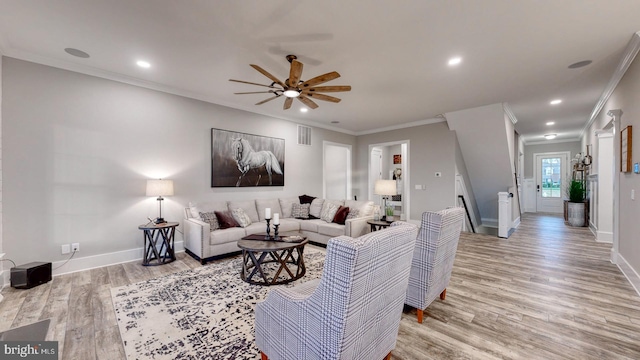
(1, 1, 639, 142)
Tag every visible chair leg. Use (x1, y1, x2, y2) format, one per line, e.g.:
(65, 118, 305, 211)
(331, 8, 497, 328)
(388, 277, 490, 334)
(440, 288, 447, 300)
(384, 352, 392, 360)
(261, 352, 268, 360)
(416, 309, 423, 323)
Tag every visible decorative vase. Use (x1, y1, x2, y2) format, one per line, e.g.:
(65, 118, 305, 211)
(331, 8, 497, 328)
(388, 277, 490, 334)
(567, 202, 585, 227)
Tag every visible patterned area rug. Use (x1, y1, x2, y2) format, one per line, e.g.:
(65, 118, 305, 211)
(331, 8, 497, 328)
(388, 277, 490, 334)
(111, 248, 326, 360)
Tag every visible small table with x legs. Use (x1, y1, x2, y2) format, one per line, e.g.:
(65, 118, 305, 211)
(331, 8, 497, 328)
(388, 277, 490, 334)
(367, 219, 392, 232)
(237, 234, 308, 286)
(139, 222, 178, 266)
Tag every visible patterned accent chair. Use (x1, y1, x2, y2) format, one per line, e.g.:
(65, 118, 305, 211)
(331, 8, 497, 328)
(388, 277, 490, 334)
(255, 222, 419, 360)
(405, 207, 465, 323)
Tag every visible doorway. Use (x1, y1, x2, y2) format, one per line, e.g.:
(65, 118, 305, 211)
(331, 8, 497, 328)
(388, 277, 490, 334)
(368, 141, 410, 220)
(323, 142, 351, 200)
(534, 152, 570, 213)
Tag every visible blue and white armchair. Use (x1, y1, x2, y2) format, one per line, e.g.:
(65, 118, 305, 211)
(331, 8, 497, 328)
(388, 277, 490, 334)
(255, 222, 419, 360)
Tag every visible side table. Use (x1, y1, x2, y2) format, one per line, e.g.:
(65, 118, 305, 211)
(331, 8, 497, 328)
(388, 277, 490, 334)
(367, 220, 392, 232)
(138, 222, 179, 266)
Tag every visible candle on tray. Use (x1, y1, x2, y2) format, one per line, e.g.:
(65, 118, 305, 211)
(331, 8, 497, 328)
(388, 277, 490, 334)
(265, 208, 271, 220)
(273, 213, 280, 225)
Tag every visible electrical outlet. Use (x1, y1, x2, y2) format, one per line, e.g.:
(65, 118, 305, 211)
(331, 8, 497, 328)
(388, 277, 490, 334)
(72, 243, 80, 252)
(61, 244, 71, 255)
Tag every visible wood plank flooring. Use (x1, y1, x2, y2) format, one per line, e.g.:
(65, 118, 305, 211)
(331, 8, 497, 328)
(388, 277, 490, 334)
(1, 213, 639, 359)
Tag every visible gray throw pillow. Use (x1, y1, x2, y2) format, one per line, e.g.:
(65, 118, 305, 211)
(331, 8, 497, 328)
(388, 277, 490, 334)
(199, 211, 219, 231)
(292, 203, 310, 219)
(320, 203, 339, 223)
(231, 208, 252, 228)
(346, 209, 360, 220)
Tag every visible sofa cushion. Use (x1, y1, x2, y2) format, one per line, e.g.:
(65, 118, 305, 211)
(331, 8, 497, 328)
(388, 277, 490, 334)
(228, 200, 260, 223)
(332, 206, 350, 225)
(199, 211, 220, 230)
(344, 200, 374, 217)
(209, 227, 246, 246)
(309, 198, 325, 218)
(317, 222, 346, 237)
(277, 219, 301, 232)
(244, 222, 267, 236)
(292, 203, 310, 219)
(215, 211, 239, 229)
(189, 200, 228, 220)
(279, 197, 299, 218)
(320, 203, 340, 223)
(256, 198, 282, 221)
(231, 208, 252, 228)
(298, 219, 323, 232)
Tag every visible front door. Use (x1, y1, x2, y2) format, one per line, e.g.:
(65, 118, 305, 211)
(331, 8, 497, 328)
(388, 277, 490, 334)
(535, 152, 569, 213)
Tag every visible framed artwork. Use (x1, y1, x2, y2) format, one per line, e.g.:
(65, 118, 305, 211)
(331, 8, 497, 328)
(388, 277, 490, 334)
(211, 129, 285, 187)
(621, 126, 632, 173)
(393, 154, 401, 164)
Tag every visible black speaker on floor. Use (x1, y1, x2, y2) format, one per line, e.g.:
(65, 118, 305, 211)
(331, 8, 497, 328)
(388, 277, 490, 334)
(10, 262, 52, 289)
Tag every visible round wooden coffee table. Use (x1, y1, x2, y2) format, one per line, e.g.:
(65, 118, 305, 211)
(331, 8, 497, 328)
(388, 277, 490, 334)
(237, 236, 308, 286)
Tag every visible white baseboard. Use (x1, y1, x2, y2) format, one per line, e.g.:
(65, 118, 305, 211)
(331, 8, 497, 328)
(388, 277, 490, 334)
(511, 216, 521, 229)
(0, 241, 185, 285)
(481, 218, 498, 228)
(617, 253, 640, 297)
(595, 230, 613, 243)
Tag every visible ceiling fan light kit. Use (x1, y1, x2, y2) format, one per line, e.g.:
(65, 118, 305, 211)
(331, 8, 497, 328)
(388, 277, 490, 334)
(229, 55, 351, 110)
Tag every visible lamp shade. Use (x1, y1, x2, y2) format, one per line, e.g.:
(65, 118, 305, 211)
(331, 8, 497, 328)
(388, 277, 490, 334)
(374, 179, 397, 196)
(146, 179, 174, 197)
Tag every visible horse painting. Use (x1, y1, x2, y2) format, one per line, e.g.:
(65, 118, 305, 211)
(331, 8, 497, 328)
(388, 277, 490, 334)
(231, 137, 283, 186)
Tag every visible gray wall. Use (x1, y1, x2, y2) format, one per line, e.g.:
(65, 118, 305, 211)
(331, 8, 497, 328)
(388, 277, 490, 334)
(355, 121, 457, 221)
(2, 58, 355, 268)
(523, 141, 582, 178)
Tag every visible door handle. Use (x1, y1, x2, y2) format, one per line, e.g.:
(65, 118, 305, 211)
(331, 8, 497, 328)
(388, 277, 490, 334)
(537, 184, 540, 192)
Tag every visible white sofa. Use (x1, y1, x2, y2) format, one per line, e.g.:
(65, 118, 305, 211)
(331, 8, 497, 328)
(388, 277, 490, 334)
(183, 197, 374, 264)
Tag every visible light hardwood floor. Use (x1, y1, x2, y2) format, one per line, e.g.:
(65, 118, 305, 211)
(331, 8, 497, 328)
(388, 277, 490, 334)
(1, 213, 639, 359)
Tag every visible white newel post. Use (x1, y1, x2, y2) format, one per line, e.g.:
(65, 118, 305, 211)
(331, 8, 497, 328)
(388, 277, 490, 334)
(498, 192, 511, 238)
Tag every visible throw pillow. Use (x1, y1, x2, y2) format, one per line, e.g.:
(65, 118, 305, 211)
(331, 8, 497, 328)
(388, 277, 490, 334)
(320, 203, 339, 223)
(215, 211, 239, 229)
(346, 209, 360, 220)
(199, 211, 219, 230)
(231, 208, 252, 228)
(291, 203, 310, 219)
(299, 194, 316, 204)
(333, 206, 350, 225)
(189, 202, 203, 221)
(309, 198, 325, 218)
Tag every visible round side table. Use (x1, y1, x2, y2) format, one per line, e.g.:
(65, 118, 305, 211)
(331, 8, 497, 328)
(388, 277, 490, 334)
(138, 222, 179, 266)
(367, 220, 392, 232)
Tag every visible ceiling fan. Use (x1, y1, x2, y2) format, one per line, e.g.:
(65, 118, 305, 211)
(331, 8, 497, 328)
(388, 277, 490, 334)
(229, 55, 351, 110)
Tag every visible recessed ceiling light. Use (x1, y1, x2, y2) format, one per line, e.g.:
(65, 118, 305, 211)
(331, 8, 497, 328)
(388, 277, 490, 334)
(550, 99, 562, 105)
(448, 57, 462, 66)
(300, 108, 308, 113)
(546, 121, 555, 126)
(331, 121, 340, 124)
(64, 48, 90, 58)
(544, 134, 557, 140)
(136, 60, 151, 68)
(568, 60, 592, 69)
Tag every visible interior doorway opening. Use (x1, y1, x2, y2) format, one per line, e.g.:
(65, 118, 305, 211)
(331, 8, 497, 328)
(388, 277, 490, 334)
(368, 141, 410, 221)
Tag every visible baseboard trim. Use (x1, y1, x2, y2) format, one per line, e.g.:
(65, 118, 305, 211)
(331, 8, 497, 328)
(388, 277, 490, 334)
(617, 253, 640, 297)
(595, 230, 613, 243)
(50, 241, 184, 276)
(481, 218, 498, 228)
(511, 216, 521, 229)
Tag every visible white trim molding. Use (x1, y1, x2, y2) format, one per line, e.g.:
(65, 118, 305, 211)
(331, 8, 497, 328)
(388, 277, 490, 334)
(617, 253, 640, 297)
(503, 103, 518, 125)
(481, 218, 498, 228)
(355, 117, 445, 136)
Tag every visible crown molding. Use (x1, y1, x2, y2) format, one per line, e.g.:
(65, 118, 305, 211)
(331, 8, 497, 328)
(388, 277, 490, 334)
(523, 138, 582, 146)
(354, 117, 446, 136)
(503, 103, 518, 124)
(581, 32, 640, 138)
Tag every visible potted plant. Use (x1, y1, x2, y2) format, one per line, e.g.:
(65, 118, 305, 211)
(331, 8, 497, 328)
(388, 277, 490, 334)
(567, 179, 586, 227)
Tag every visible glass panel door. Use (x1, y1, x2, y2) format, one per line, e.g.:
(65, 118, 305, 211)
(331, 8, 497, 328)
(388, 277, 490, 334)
(541, 157, 561, 198)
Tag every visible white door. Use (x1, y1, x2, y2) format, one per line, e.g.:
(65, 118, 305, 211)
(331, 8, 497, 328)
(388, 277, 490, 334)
(535, 152, 569, 213)
(370, 147, 383, 205)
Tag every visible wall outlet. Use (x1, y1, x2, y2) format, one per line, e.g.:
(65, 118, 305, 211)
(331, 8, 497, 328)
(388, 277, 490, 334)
(415, 184, 421, 190)
(61, 244, 71, 255)
(435, 172, 442, 177)
(72, 243, 80, 252)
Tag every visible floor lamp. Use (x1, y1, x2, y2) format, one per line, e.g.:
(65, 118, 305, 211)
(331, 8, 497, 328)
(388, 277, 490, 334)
(374, 179, 397, 221)
(146, 179, 174, 224)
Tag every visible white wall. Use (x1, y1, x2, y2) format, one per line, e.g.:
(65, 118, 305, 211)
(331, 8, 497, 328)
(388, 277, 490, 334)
(0, 54, 4, 287)
(523, 141, 582, 178)
(323, 143, 350, 200)
(2, 58, 356, 272)
(355, 121, 457, 221)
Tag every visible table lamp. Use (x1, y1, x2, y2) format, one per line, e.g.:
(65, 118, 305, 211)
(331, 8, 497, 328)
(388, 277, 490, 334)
(374, 179, 397, 221)
(146, 179, 174, 224)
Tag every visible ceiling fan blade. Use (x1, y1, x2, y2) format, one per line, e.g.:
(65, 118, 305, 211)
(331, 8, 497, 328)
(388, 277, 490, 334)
(255, 95, 280, 105)
(283, 97, 293, 110)
(305, 93, 341, 103)
(229, 79, 277, 89)
(250, 64, 286, 88)
(234, 91, 276, 95)
(303, 85, 351, 93)
(297, 95, 319, 109)
(288, 60, 303, 87)
(299, 71, 340, 88)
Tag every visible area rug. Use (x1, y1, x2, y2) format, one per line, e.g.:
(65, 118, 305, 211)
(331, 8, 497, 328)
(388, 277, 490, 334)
(111, 248, 326, 360)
